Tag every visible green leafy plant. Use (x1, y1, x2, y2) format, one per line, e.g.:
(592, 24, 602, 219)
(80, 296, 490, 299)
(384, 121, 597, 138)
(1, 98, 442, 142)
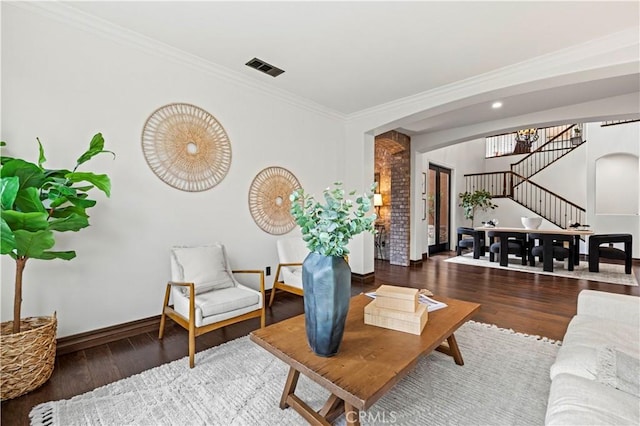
(458, 189, 497, 226)
(290, 182, 377, 257)
(0, 133, 114, 333)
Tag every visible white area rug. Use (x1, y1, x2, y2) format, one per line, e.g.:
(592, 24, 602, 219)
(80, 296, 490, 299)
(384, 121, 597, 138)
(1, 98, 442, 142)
(445, 253, 637, 286)
(30, 321, 560, 426)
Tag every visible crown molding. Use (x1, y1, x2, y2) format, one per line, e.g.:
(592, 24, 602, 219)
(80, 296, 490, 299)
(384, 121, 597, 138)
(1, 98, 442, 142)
(8, 1, 346, 121)
(8, 2, 638, 127)
(346, 27, 640, 124)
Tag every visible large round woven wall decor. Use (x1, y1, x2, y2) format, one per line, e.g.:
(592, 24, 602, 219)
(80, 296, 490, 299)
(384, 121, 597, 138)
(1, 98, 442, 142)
(249, 167, 301, 235)
(141, 103, 232, 192)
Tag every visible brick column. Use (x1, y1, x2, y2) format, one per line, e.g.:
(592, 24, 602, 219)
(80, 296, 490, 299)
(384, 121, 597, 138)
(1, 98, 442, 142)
(375, 131, 411, 266)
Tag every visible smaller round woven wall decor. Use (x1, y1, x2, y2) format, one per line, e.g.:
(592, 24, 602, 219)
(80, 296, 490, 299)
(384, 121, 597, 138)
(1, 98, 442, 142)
(249, 167, 301, 235)
(141, 103, 232, 192)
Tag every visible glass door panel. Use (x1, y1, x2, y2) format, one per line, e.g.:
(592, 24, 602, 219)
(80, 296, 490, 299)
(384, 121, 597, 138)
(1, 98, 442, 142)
(428, 164, 451, 255)
(439, 172, 449, 244)
(427, 169, 437, 246)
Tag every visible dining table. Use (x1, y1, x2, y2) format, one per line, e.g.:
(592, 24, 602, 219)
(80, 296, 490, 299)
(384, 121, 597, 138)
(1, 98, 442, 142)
(474, 226, 594, 269)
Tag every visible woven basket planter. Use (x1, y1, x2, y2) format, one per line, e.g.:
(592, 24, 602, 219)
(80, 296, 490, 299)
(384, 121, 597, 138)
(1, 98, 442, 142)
(1, 315, 57, 400)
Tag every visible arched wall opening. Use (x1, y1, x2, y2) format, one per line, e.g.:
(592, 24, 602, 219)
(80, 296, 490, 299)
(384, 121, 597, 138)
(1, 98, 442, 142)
(595, 153, 639, 215)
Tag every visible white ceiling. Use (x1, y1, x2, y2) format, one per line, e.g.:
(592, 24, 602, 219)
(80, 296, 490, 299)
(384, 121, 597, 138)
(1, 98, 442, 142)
(63, 1, 640, 134)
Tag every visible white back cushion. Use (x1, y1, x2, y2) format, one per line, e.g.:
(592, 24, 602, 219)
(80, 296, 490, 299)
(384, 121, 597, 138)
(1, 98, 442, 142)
(171, 243, 235, 294)
(276, 238, 308, 287)
(276, 238, 309, 264)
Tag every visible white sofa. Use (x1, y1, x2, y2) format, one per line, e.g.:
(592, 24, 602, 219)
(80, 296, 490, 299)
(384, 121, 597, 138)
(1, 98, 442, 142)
(545, 290, 640, 425)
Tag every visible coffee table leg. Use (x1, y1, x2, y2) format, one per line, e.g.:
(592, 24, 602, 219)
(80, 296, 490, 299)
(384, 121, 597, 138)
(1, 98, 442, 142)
(345, 402, 361, 426)
(319, 394, 344, 422)
(280, 367, 300, 409)
(435, 333, 465, 366)
(447, 334, 464, 366)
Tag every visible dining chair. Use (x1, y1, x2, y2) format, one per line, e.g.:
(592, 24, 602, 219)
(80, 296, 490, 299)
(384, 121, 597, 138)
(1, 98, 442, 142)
(456, 227, 485, 259)
(487, 230, 527, 266)
(588, 234, 632, 274)
(529, 233, 574, 272)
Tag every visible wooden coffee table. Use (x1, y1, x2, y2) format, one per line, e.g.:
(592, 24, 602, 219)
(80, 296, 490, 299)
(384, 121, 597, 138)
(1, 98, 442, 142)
(250, 294, 480, 425)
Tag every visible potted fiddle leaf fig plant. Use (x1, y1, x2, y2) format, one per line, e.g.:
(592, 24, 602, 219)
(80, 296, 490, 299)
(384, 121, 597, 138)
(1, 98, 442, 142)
(290, 182, 376, 357)
(0, 133, 114, 400)
(458, 189, 497, 227)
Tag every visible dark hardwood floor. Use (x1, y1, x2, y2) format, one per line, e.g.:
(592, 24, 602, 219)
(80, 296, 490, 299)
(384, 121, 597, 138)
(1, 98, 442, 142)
(2, 253, 638, 425)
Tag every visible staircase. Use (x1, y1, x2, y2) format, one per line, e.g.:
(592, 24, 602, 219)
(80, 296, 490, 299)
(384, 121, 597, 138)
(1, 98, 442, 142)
(511, 124, 583, 180)
(465, 124, 586, 229)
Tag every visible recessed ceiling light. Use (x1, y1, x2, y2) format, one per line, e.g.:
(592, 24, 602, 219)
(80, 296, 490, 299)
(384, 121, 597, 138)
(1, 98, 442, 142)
(492, 101, 503, 109)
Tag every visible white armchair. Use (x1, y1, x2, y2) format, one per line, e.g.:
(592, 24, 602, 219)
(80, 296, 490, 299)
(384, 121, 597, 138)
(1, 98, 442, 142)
(268, 237, 309, 307)
(159, 243, 265, 368)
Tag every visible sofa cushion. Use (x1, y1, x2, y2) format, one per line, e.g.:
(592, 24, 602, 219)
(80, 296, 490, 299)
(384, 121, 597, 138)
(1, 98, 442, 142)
(195, 286, 259, 317)
(550, 315, 640, 380)
(596, 346, 640, 398)
(545, 373, 640, 425)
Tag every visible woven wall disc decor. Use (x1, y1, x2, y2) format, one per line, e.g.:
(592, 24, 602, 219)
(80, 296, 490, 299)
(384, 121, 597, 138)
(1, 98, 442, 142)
(249, 167, 301, 235)
(141, 103, 232, 192)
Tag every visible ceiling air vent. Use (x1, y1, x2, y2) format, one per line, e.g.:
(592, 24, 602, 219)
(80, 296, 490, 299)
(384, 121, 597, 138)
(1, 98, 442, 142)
(245, 57, 285, 78)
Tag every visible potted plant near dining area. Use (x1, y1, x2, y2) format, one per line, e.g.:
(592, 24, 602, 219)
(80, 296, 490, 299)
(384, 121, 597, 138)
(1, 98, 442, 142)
(458, 189, 498, 227)
(290, 182, 377, 357)
(0, 133, 113, 400)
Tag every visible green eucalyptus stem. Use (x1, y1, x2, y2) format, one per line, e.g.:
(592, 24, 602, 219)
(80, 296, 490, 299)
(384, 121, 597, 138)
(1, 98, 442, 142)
(290, 182, 377, 257)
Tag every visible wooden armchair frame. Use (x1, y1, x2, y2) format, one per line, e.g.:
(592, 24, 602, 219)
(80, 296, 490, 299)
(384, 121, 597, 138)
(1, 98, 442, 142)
(268, 262, 303, 307)
(159, 269, 265, 368)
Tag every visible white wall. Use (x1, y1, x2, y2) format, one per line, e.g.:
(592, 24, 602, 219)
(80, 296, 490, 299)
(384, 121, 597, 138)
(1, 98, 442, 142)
(586, 122, 640, 255)
(1, 5, 344, 336)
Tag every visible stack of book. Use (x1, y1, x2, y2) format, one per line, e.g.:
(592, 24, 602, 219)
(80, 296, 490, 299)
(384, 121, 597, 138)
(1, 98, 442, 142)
(364, 284, 428, 335)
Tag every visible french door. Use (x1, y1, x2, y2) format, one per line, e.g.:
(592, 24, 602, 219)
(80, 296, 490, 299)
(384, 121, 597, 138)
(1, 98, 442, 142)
(427, 164, 451, 255)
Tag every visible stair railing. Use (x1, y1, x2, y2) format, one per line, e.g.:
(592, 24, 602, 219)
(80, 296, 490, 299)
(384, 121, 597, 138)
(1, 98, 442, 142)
(464, 171, 512, 198)
(464, 171, 585, 229)
(509, 172, 585, 229)
(511, 124, 583, 180)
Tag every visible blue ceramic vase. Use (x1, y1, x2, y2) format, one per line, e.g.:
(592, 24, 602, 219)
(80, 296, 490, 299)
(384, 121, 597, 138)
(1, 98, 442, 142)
(302, 252, 351, 357)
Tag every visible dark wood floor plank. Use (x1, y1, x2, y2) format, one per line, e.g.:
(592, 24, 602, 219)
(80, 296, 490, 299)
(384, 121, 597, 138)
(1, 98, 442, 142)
(107, 338, 150, 380)
(2, 253, 638, 426)
(83, 345, 122, 389)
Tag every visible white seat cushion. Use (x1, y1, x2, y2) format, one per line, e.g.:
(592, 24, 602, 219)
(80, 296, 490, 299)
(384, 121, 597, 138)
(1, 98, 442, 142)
(195, 286, 260, 318)
(171, 244, 235, 294)
(550, 315, 640, 380)
(545, 373, 640, 425)
(281, 267, 303, 289)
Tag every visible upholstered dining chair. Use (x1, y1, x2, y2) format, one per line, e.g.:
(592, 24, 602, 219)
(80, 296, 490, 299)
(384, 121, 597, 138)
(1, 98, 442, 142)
(529, 233, 574, 272)
(487, 230, 527, 266)
(588, 234, 632, 274)
(456, 227, 485, 259)
(269, 237, 310, 307)
(159, 243, 265, 368)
